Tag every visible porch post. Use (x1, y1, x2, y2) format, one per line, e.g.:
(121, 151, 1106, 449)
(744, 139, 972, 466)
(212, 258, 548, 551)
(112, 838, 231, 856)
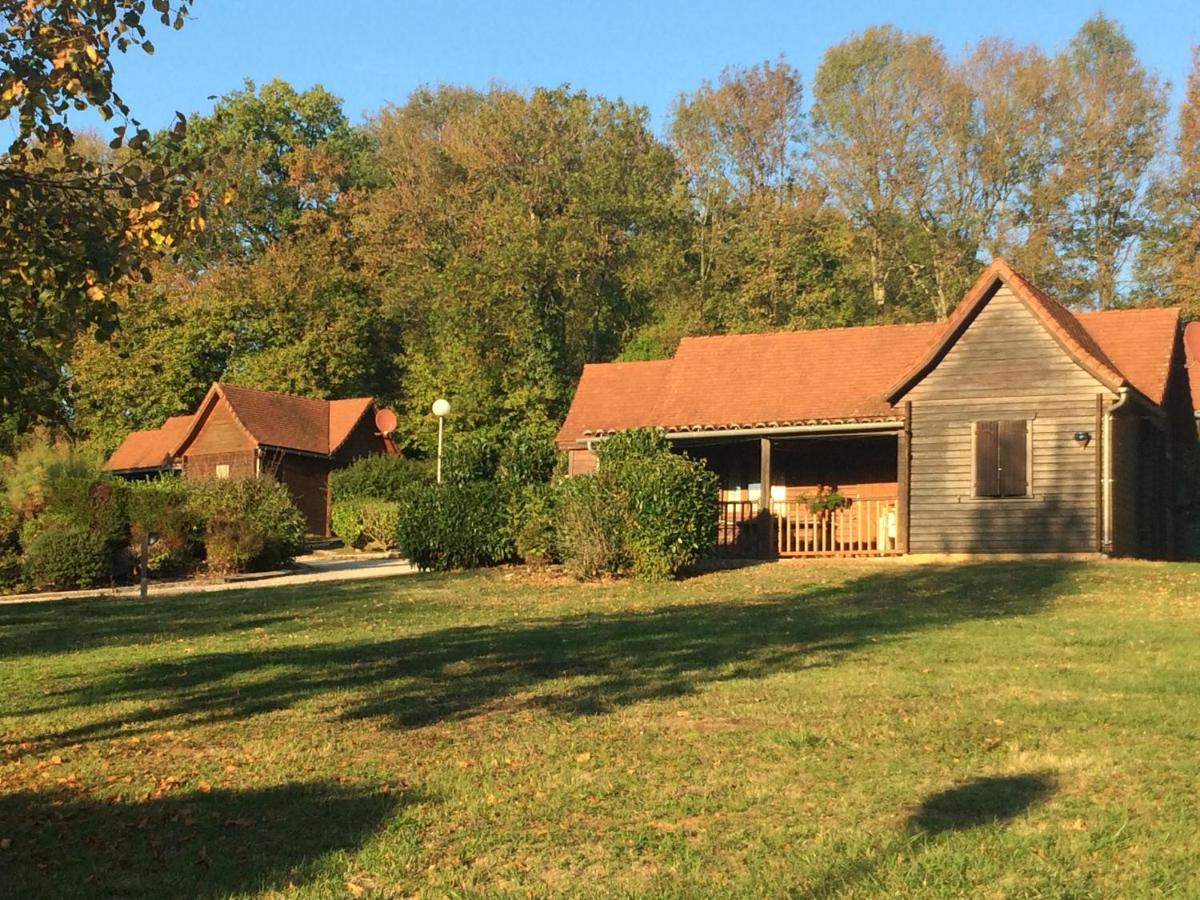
(759, 437, 775, 559)
(897, 401, 911, 554)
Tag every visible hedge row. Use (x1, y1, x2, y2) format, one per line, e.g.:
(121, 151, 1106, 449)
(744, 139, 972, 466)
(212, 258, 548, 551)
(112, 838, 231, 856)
(1, 447, 305, 592)
(329, 430, 718, 581)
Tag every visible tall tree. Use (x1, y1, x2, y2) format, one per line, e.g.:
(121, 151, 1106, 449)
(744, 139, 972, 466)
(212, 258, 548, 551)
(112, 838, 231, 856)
(1024, 15, 1168, 308)
(668, 59, 870, 333)
(71, 213, 395, 454)
(353, 85, 688, 452)
(1135, 47, 1200, 316)
(0, 0, 203, 442)
(173, 78, 372, 263)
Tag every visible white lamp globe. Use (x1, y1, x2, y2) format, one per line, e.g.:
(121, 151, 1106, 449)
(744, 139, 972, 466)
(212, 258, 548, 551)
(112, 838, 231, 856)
(431, 398, 451, 418)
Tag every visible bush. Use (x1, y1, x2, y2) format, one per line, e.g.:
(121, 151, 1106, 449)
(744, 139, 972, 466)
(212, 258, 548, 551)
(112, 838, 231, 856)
(330, 498, 367, 547)
(331, 498, 401, 550)
(330, 454, 432, 502)
(186, 477, 305, 573)
(6, 448, 132, 583)
(127, 478, 201, 576)
(394, 481, 514, 571)
(512, 484, 557, 565)
(555, 429, 719, 581)
(23, 526, 110, 590)
(497, 422, 559, 488)
(442, 432, 500, 485)
(554, 475, 627, 578)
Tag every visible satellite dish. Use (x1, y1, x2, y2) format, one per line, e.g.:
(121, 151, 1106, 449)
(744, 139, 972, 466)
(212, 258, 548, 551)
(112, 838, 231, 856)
(374, 407, 398, 435)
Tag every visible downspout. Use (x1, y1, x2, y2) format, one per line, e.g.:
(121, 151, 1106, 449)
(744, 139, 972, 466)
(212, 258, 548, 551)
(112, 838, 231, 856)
(1103, 387, 1132, 552)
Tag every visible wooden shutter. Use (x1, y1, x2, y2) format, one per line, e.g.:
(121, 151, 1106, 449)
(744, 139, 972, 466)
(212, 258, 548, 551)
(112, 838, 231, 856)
(998, 420, 1028, 497)
(974, 421, 1000, 497)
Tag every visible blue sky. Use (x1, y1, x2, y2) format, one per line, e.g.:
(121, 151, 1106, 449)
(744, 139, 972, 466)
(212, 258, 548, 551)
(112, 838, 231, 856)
(80, 0, 1200, 136)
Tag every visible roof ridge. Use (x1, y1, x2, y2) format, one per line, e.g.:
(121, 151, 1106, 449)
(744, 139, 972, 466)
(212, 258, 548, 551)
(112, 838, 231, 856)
(216, 381, 332, 406)
(680, 320, 944, 342)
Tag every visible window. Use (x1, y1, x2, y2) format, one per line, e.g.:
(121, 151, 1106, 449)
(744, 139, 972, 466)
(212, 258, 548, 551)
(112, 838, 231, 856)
(215, 463, 230, 479)
(974, 420, 1029, 498)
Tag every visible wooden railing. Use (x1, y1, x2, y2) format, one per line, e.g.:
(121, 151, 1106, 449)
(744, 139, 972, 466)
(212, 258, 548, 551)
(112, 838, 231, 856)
(717, 496, 899, 558)
(775, 497, 898, 557)
(717, 499, 760, 557)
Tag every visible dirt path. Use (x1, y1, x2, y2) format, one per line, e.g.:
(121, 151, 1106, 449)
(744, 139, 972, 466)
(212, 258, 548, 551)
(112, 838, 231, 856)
(0, 555, 417, 605)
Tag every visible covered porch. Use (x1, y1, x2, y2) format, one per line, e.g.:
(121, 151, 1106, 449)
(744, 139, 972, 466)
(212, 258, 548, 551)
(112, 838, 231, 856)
(678, 425, 908, 559)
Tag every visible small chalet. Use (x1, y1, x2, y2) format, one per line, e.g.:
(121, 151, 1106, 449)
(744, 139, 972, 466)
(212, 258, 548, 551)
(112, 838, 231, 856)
(105, 383, 395, 535)
(557, 259, 1200, 559)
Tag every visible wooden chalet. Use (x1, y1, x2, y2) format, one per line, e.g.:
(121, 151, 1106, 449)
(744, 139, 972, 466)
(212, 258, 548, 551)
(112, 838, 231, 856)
(105, 383, 395, 535)
(557, 259, 1199, 559)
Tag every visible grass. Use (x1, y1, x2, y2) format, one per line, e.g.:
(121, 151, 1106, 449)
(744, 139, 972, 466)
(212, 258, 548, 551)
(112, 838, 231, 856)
(1, 559, 1198, 897)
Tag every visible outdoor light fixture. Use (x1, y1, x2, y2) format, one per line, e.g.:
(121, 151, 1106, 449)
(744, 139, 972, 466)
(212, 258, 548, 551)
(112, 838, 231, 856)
(1073, 431, 1092, 447)
(432, 398, 451, 483)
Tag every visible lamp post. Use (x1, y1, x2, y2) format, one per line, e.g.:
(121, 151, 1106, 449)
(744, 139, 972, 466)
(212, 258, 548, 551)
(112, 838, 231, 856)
(432, 398, 451, 484)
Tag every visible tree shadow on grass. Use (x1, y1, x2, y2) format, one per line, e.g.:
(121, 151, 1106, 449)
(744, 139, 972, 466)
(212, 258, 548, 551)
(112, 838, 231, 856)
(908, 773, 1058, 835)
(0, 781, 406, 899)
(18, 562, 1081, 750)
(807, 771, 1058, 897)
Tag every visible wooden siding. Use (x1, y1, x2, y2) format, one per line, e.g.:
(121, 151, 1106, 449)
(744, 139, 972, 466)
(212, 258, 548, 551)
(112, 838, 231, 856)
(182, 400, 254, 457)
(568, 448, 597, 476)
(905, 285, 1113, 553)
(275, 454, 331, 536)
(183, 450, 256, 481)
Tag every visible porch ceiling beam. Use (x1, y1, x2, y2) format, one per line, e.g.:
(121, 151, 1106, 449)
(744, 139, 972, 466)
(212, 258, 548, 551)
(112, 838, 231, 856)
(663, 421, 904, 441)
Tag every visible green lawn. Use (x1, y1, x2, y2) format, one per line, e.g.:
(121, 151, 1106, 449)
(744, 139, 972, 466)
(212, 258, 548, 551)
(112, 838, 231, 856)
(1, 560, 1198, 898)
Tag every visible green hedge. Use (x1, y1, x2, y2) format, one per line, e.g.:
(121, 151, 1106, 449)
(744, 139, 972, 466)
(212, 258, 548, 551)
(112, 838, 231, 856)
(394, 481, 514, 571)
(331, 454, 432, 502)
(331, 498, 401, 550)
(127, 478, 201, 576)
(554, 429, 718, 580)
(23, 526, 111, 590)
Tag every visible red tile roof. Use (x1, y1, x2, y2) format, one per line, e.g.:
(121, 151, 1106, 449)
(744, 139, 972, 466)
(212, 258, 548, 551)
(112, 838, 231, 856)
(556, 261, 1185, 447)
(1184, 321, 1200, 413)
(105, 415, 193, 472)
(1075, 306, 1181, 406)
(106, 384, 386, 471)
(557, 360, 674, 443)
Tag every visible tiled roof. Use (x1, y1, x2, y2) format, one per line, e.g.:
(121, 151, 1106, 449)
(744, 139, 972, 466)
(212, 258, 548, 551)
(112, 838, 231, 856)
(557, 361, 674, 443)
(215, 383, 333, 455)
(329, 397, 376, 454)
(555, 323, 942, 446)
(1075, 306, 1181, 406)
(106, 384, 384, 471)
(556, 261, 1185, 447)
(1184, 321, 1200, 413)
(105, 415, 193, 472)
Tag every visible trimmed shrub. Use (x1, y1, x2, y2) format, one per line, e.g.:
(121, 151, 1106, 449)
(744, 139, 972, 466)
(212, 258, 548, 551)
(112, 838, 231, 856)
(23, 526, 110, 590)
(186, 477, 305, 573)
(360, 500, 401, 549)
(394, 481, 513, 571)
(127, 478, 201, 576)
(555, 429, 719, 581)
(512, 484, 557, 565)
(330, 498, 367, 548)
(497, 423, 558, 488)
(442, 432, 500, 485)
(331, 498, 400, 550)
(7, 449, 132, 583)
(330, 454, 433, 502)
